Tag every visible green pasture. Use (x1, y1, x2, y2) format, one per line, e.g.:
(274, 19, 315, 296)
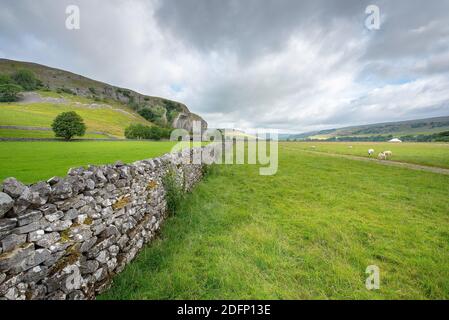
(100, 144, 449, 299)
(282, 142, 449, 169)
(0, 141, 179, 183)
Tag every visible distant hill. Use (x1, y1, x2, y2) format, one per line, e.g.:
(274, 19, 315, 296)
(283, 116, 449, 142)
(0, 59, 207, 132)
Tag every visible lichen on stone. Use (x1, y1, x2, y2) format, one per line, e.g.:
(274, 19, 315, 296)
(112, 195, 130, 210)
(83, 217, 93, 225)
(49, 252, 80, 276)
(146, 180, 158, 190)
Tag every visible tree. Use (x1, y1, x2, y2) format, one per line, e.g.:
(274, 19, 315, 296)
(124, 124, 149, 139)
(124, 124, 170, 140)
(138, 108, 157, 121)
(0, 84, 22, 102)
(148, 126, 163, 140)
(52, 111, 86, 140)
(11, 69, 41, 91)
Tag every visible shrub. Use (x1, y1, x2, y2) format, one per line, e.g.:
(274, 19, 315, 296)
(51, 111, 86, 140)
(56, 87, 76, 95)
(124, 124, 171, 140)
(162, 169, 184, 216)
(88, 87, 97, 94)
(124, 124, 148, 139)
(0, 84, 22, 102)
(0, 74, 11, 85)
(11, 69, 41, 91)
(166, 110, 177, 124)
(138, 108, 157, 122)
(159, 127, 172, 139)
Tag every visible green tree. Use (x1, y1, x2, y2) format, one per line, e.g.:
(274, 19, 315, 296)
(0, 84, 22, 102)
(12, 69, 41, 91)
(148, 126, 163, 140)
(124, 124, 150, 139)
(52, 111, 86, 140)
(138, 108, 157, 121)
(124, 124, 169, 140)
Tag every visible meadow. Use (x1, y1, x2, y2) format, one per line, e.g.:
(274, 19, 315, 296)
(100, 143, 449, 300)
(283, 141, 449, 169)
(0, 141, 178, 183)
(1, 140, 448, 299)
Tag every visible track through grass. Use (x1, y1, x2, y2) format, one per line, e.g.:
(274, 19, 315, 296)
(282, 142, 449, 169)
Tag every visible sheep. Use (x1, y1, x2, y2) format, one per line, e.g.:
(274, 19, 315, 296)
(383, 151, 393, 159)
(378, 152, 386, 160)
(368, 149, 375, 156)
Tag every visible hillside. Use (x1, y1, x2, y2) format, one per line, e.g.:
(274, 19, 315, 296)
(0, 90, 153, 138)
(284, 116, 449, 141)
(0, 58, 207, 133)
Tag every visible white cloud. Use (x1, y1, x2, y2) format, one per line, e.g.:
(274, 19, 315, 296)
(0, 0, 448, 132)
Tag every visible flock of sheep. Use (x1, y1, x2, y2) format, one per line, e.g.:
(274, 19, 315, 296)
(368, 148, 393, 160)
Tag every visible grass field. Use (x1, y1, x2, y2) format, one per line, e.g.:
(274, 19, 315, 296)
(282, 142, 449, 169)
(1, 140, 448, 299)
(0, 141, 179, 183)
(100, 144, 449, 300)
(0, 93, 150, 138)
(0, 128, 109, 139)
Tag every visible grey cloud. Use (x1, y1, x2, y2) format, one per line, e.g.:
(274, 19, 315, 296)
(0, 0, 448, 132)
(154, 0, 366, 59)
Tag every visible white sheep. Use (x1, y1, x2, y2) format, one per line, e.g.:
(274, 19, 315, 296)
(383, 151, 393, 159)
(378, 152, 386, 160)
(368, 149, 375, 156)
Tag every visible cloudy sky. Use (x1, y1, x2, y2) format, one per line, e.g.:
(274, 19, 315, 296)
(1, 0, 449, 132)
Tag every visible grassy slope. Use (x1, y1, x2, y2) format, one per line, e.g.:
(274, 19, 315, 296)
(100, 145, 449, 300)
(0, 141, 179, 183)
(283, 142, 449, 169)
(0, 129, 109, 139)
(0, 91, 151, 138)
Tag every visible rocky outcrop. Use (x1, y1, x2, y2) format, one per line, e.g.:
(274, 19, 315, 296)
(0, 146, 218, 300)
(172, 112, 208, 133)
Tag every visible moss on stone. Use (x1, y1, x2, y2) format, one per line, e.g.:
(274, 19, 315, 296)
(83, 217, 93, 225)
(59, 229, 71, 243)
(49, 251, 80, 276)
(146, 180, 158, 190)
(112, 195, 131, 210)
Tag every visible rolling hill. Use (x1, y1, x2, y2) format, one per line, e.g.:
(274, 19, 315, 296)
(283, 116, 449, 141)
(0, 59, 207, 138)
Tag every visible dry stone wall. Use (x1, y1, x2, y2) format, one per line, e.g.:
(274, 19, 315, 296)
(0, 146, 213, 300)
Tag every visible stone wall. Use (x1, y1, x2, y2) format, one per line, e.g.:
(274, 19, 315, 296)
(0, 146, 213, 300)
